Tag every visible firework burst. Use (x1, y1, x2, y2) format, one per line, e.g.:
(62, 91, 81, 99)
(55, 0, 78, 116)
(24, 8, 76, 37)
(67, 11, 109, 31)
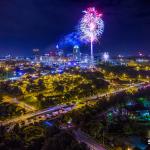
(79, 7, 104, 66)
(79, 7, 104, 42)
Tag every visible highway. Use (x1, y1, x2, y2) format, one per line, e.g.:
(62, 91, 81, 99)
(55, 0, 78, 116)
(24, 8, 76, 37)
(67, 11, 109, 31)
(1, 104, 74, 126)
(86, 82, 150, 101)
(1, 82, 150, 127)
(74, 129, 106, 150)
(73, 82, 150, 150)
(1, 82, 150, 150)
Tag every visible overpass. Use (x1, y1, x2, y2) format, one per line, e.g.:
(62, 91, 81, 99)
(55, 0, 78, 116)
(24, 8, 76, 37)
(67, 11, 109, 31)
(1, 104, 74, 126)
(74, 129, 106, 150)
(1, 82, 150, 127)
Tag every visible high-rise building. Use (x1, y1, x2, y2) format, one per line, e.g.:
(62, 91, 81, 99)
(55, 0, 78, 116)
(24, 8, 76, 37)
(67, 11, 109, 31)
(56, 45, 64, 57)
(73, 45, 80, 61)
(33, 49, 40, 62)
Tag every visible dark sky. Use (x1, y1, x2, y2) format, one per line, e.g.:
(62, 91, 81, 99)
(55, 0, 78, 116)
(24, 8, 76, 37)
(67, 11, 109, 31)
(0, 0, 150, 56)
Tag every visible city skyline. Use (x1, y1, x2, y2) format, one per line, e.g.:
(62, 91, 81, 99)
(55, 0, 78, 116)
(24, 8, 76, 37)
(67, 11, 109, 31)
(0, 1, 150, 149)
(0, 0, 150, 56)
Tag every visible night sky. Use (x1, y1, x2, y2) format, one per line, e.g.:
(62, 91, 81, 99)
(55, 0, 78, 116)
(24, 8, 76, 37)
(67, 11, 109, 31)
(0, 0, 150, 56)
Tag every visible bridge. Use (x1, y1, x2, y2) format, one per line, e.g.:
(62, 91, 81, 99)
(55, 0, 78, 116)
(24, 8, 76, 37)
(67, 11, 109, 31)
(2, 104, 75, 127)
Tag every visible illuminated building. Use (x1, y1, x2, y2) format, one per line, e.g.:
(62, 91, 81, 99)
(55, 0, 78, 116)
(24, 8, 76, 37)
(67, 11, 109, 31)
(40, 53, 67, 65)
(73, 45, 81, 61)
(56, 45, 64, 57)
(33, 49, 40, 62)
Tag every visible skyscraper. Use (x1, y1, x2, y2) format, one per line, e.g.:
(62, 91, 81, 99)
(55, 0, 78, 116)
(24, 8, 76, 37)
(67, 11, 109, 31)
(73, 45, 80, 61)
(33, 49, 40, 62)
(56, 45, 64, 57)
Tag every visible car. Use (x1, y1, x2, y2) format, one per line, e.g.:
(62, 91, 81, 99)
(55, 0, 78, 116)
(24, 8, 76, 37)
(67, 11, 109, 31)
(52, 111, 58, 116)
(46, 114, 52, 118)
(58, 110, 62, 113)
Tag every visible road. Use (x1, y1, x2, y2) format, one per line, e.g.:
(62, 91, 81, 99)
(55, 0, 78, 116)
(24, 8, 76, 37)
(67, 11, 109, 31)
(1, 104, 74, 126)
(3, 96, 36, 112)
(1, 82, 150, 149)
(1, 82, 150, 126)
(74, 129, 106, 150)
(76, 82, 150, 150)
(86, 82, 150, 101)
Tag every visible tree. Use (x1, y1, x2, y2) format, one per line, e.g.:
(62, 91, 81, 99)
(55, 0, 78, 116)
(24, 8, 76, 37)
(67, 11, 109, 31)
(42, 131, 88, 150)
(123, 124, 133, 135)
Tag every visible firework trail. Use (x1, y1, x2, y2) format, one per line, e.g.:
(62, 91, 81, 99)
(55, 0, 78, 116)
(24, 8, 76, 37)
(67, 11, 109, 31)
(79, 7, 104, 66)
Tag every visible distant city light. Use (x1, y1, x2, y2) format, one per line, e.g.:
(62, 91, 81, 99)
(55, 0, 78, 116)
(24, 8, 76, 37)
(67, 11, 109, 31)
(73, 45, 79, 49)
(102, 52, 109, 62)
(56, 44, 59, 49)
(138, 51, 144, 57)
